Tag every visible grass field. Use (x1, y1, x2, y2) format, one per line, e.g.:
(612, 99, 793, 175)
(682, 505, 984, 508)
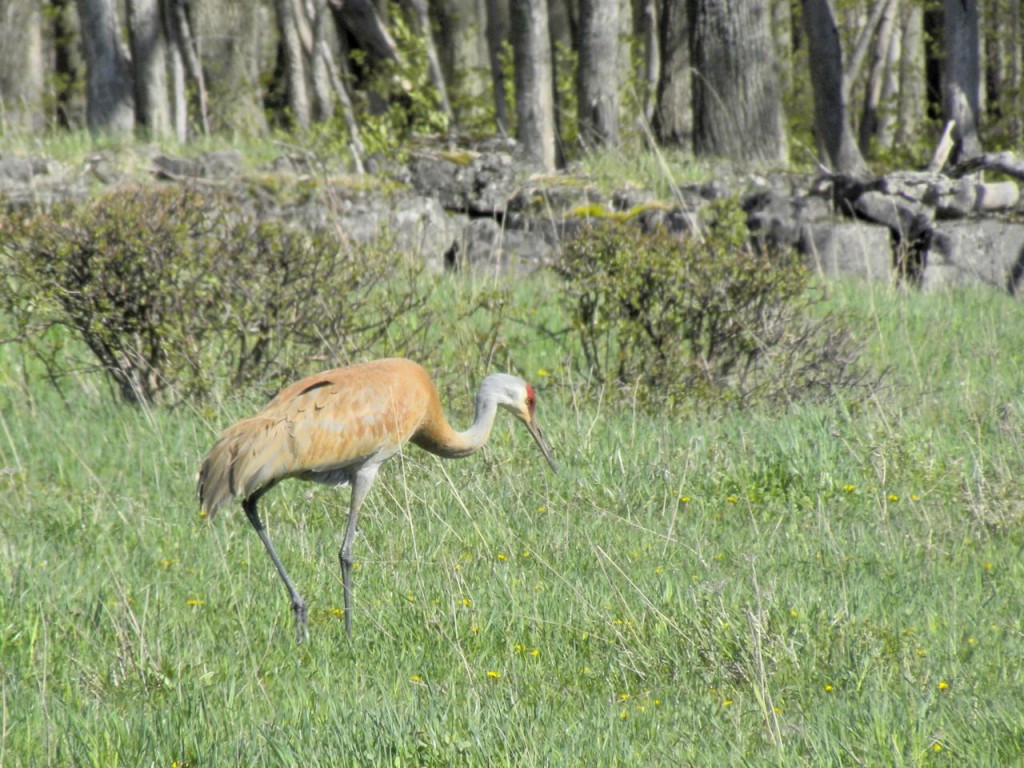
(2, 276, 1024, 766)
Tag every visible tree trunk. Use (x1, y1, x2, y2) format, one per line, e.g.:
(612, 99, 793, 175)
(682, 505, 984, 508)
(859, 0, 898, 154)
(0, 0, 45, 132)
(163, 0, 188, 140)
(943, 0, 983, 161)
(640, 0, 659, 121)
(328, 0, 398, 66)
(433, 0, 489, 127)
(689, 0, 787, 166)
(895, 1, 924, 147)
(406, 0, 453, 126)
(196, 0, 266, 136)
(127, 0, 172, 139)
(511, 0, 557, 169)
(875, 0, 902, 150)
(1010, 0, 1023, 142)
(800, 0, 868, 176)
(309, 0, 336, 122)
(275, 0, 311, 130)
(76, 0, 135, 136)
(485, 0, 511, 133)
(51, 0, 81, 129)
(577, 0, 620, 148)
(652, 0, 690, 147)
(771, 0, 792, 95)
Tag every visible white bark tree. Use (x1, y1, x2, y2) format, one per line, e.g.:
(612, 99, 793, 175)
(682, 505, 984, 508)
(511, 0, 557, 169)
(275, 0, 311, 130)
(0, 1, 45, 132)
(577, 0, 620, 148)
(127, 0, 172, 139)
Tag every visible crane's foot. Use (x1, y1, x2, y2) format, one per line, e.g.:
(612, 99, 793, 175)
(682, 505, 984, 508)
(292, 599, 309, 643)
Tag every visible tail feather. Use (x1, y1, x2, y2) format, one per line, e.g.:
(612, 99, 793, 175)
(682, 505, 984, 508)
(198, 417, 287, 517)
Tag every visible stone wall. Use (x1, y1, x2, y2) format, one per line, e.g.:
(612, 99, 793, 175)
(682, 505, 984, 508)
(2, 145, 1022, 292)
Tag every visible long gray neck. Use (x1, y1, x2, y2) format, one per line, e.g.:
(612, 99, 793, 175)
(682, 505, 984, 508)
(448, 374, 516, 457)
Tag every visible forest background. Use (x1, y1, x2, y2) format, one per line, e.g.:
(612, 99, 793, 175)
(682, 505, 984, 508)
(0, 0, 1016, 175)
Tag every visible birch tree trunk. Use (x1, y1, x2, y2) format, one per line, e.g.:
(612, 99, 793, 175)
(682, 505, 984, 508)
(895, 1, 924, 147)
(859, 0, 898, 154)
(0, 0, 45, 132)
(578, 0, 620, 148)
(163, 0, 188, 141)
(511, 0, 557, 169)
(407, 0, 453, 125)
(127, 0, 172, 139)
(276, 0, 311, 130)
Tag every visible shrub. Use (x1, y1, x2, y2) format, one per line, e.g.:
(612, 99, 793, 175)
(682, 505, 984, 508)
(0, 186, 432, 405)
(555, 199, 875, 409)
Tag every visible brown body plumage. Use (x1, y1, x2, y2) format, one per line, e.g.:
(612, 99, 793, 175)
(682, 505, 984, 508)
(198, 358, 557, 641)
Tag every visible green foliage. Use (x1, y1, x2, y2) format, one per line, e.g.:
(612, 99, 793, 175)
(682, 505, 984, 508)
(4, 280, 1024, 765)
(0, 186, 432, 404)
(355, 13, 450, 158)
(556, 199, 873, 409)
(553, 40, 579, 157)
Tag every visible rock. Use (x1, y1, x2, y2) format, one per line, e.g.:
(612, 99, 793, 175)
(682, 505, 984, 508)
(801, 221, 893, 281)
(0, 156, 51, 183)
(449, 218, 555, 274)
(923, 220, 1024, 292)
(612, 186, 657, 211)
(745, 189, 830, 249)
(976, 182, 1020, 212)
(333, 193, 458, 273)
(152, 150, 242, 180)
(852, 190, 933, 244)
(927, 178, 1021, 218)
(408, 151, 517, 215)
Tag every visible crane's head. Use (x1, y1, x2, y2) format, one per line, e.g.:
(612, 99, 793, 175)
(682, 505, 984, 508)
(485, 374, 558, 473)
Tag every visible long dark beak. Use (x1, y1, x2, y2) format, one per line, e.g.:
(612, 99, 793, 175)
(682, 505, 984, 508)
(525, 416, 558, 473)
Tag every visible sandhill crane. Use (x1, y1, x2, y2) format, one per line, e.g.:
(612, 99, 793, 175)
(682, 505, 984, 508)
(198, 357, 557, 641)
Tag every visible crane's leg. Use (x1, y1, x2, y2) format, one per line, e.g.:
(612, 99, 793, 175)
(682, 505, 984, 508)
(339, 466, 379, 638)
(243, 494, 309, 643)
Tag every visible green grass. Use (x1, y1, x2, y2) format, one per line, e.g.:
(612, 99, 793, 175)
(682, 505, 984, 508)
(2, 277, 1024, 766)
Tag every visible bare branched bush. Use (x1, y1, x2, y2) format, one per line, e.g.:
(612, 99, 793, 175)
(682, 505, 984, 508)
(0, 187, 432, 404)
(555, 199, 878, 409)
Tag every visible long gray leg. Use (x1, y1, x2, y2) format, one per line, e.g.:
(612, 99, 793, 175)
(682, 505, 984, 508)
(339, 466, 379, 638)
(244, 494, 309, 643)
